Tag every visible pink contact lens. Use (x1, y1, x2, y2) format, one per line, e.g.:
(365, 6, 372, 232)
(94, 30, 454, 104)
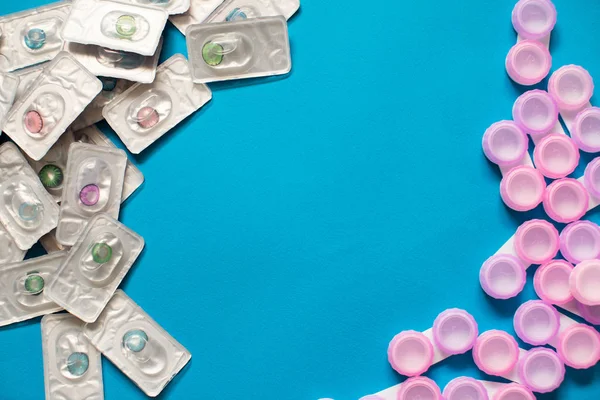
(500, 166, 546, 212)
(514, 219, 559, 265)
(571, 107, 600, 152)
(533, 134, 579, 179)
(518, 348, 565, 393)
(397, 377, 441, 400)
(569, 259, 600, 306)
(512, 90, 558, 136)
(482, 121, 528, 167)
(473, 330, 520, 376)
(442, 377, 488, 400)
(559, 220, 600, 264)
(480, 254, 526, 299)
(577, 302, 600, 325)
(512, 0, 557, 40)
(506, 40, 551, 86)
(387, 330, 433, 377)
(548, 65, 594, 111)
(24, 110, 43, 134)
(492, 383, 535, 400)
(534, 260, 574, 304)
(432, 308, 478, 355)
(79, 184, 100, 206)
(513, 300, 559, 345)
(584, 157, 600, 199)
(137, 106, 160, 129)
(556, 324, 600, 369)
(543, 178, 589, 223)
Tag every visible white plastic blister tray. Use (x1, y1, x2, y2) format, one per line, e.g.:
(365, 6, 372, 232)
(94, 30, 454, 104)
(0, 71, 19, 130)
(120, 0, 190, 15)
(0, 223, 26, 264)
(169, 0, 224, 34)
(71, 78, 133, 131)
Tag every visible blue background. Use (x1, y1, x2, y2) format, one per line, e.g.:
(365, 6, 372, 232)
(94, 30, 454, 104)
(2, 0, 600, 399)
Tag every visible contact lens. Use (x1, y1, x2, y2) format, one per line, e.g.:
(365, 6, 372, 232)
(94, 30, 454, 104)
(67, 352, 89, 377)
(123, 329, 148, 352)
(24, 274, 44, 295)
(18, 202, 39, 221)
(136, 107, 160, 129)
(24, 110, 43, 134)
(116, 15, 137, 38)
(202, 42, 224, 66)
(226, 8, 248, 21)
(100, 76, 118, 92)
(91, 243, 112, 264)
(79, 184, 100, 206)
(39, 164, 64, 189)
(24, 28, 46, 50)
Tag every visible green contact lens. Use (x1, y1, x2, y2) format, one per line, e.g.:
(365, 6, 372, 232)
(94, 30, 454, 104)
(67, 352, 89, 376)
(92, 243, 112, 264)
(24, 274, 44, 295)
(123, 329, 148, 352)
(202, 42, 224, 66)
(39, 164, 63, 188)
(116, 15, 137, 38)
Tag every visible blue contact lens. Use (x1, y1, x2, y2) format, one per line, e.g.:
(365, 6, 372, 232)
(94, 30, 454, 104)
(226, 8, 248, 21)
(67, 352, 89, 376)
(18, 202, 39, 221)
(100, 77, 118, 92)
(24, 28, 46, 50)
(123, 329, 148, 352)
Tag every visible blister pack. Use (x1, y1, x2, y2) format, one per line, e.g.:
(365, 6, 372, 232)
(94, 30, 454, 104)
(62, 0, 168, 56)
(0, 223, 26, 265)
(0, 142, 60, 250)
(13, 63, 45, 102)
(186, 16, 291, 83)
(120, 0, 190, 15)
(42, 314, 104, 400)
(84, 290, 191, 397)
(3, 52, 102, 161)
(0, 1, 71, 72)
(0, 252, 66, 327)
(64, 39, 163, 84)
(0, 71, 19, 129)
(170, 0, 224, 34)
(47, 214, 144, 323)
(104, 54, 212, 154)
(71, 78, 133, 131)
(205, 0, 299, 22)
(56, 143, 127, 246)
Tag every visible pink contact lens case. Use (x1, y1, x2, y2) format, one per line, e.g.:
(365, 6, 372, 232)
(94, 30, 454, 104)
(577, 302, 600, 325)
(514, 219, 559, 264)
(584, 157, 600, 199)
(483, 121, 529, 167)
(533, 260, 574, 304)
(500, 166, 546, 211)
(533, 134, 579, 179)
(543, 178, 589, 223)
(492, 384, 535, 400)
(443, 377, 488, 400)
(559, 220, 600, 264)
(432, 308, 478, 355)
(572, 107, 600, 152)
(513, 90, 558, 136)
(473, 330, 520, 376)
(506, 40, 551, 86)
(518, 347, 565, 393)
(397, 377, 441, 400)
(556, 323, 600, 369)
(570, 259, 600, 306)
(512, 0, 557, 40)
(387, 330, 433, 377)
(480, 254, 526, 299)
(548, 65, 594, 111)
(514, 300, 560, 345)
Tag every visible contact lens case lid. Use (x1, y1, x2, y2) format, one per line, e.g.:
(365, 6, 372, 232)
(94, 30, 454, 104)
(205, 0, 300, 23)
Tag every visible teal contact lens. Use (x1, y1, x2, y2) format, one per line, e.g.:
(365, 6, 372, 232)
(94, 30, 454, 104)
(67, 352, 89, 376)
(123, 329, 148, 352)
(24, 28, 46, 50)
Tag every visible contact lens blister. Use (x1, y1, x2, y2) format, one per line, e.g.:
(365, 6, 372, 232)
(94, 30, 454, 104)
(120, 0, 190, 15)
(3, 52, 103, 161)
(84, 290, 191, 397)
(0, 71, 19, 129)
(47, 214, 144, 323)
(205, 0, 299, 22)
(61, 0, 168, 56)
(104, 54, 212, 154)
(0, 252, 66, 327)
(64, 38, 163, 84)
(13, 63, 45, 102)
(42, 313, 104, 400)
(186, 16, 291, 83)
(169, 0, 225, 34)
(71, 78, 134, 131)
(0, 223, 26, 265)
(40, 229, 69, 254)
(0, 1, 71, 72)
(55, 143, 128, 246)
(0, 142, 60, 250)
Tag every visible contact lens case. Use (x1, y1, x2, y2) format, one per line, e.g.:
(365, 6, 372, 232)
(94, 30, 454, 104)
(370, 377, 442, 400)
(169, 0, 225, 34)
(0, 252, 66, 327)
(3, 52, 102, 161)
(571, 107, 600, 153)
(569, 259, 600, 306)
(84, 290, 191, 397)
(0, 142, 60, 250)
(548, 65, 594, 112)
(205, 0, 300, 23)
(505, 40, 551, 86)
(56, 143, 127, 246)
(443, 377, 489, 400)
(104, 54, 212, 154)
(186, 16, 291, 83)
(0, 71, 19, 130)
(512, 0, 557, 41)
(47, 214, 144, 323)
(514, 300, 560, 345)
(0, 1, 71, 72)
(64, 38, 163, 84)
(0, 223, 26, 265)
(559, 220, 600, 264)
(547, 312, 600, 369)
(42, 313, 104, 400)
(119, 0, 190, 15)
(62, 0, 168, 56)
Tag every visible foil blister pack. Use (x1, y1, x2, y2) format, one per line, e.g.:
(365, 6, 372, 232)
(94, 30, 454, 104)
(84, 290, 191, 397)
(104, 54, 212, 153)
(0, 71, 19, 129)
(55, 143, 127, 246)
(205, 0, 299, 22)
(119, 0, 191, 15)
(42, 313, 104, 400)
(3, 52, 102, 161)
(0, 252, 66, 327)
(169, 0, 224, 34)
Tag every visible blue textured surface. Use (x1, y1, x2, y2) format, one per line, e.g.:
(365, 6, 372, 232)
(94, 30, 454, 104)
(1, 0, 600, 399)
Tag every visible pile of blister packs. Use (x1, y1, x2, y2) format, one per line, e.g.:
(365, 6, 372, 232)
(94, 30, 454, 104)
(0, 0, 299, 397)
